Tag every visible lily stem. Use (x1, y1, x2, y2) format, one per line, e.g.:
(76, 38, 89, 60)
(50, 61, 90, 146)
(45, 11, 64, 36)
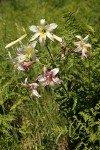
(46, 44, 68, 93)
(46, 44, 55, 65)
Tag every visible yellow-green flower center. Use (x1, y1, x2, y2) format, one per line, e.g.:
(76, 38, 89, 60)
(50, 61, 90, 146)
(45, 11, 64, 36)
(40, 28, 47, 34)
(80, 41, 85, 47)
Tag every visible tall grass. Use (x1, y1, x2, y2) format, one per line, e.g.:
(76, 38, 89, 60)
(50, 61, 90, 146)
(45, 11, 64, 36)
(0, 0, 100, 149)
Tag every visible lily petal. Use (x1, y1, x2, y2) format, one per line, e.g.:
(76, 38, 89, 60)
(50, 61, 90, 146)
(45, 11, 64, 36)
(30, 32, 40, 41)
(22, 61, 33, 69)
(39, 35, 46, 46)
(43, 66, 48, 74)
(83, 35, 89, 41)
(38, 76, 46, 82)
(32, 89, 41, 98)
(82, 48, 87, 58)
(40, 19, 45, 25)
(85, 43, 91, 48)
(25, 78, 28, 84)
(33, 83, 39, 89)
(42, 81, 47, 87)
(5, 34, 27, 48)
(46, 32, 54, 41)
(53, 77, 61, 84)
(76, 35, 82, 40)
(51, 68, 59, 76)
(46, 23, 57, 31)
(17, 47, 24, 53)
(53, 34, 62, 42)
(73, 41, 81, 46)
(75, 46, 82, 52)
(18, 65, 25, 71)
(29, 26, 39, 32)
(30, 41, 37, 48)
(49, 81, 55, 87)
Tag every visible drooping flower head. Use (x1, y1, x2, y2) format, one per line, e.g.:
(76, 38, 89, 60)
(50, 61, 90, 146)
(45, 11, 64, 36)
(73, 35, 91, 59)
(38, 66, 61, 87)
(7, 40, 39, 73)
(29, 19, 62, 46)
(23, 78, 41, 98)
(8, 52, 33, 73)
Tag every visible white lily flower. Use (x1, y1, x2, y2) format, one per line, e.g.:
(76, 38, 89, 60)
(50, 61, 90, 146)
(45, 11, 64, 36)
(29, 19, 62, 46)
(17, 41, 38, 62)
(5, 34, 27, 48)
(73, 35, 91, 59)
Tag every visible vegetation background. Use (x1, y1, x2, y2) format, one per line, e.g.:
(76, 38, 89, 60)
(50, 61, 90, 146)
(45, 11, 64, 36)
(0, 0, 100, 149)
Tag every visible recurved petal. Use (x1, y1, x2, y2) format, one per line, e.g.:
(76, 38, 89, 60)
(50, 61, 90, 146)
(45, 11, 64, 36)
(46, 23, 57, 31)
(38, 76, 46, 82)
(43, 66, 48, 74)
(29, 25, 39, 32)
(40, 19, 45, 25)
(53, 34, 62, 42)
(46, 32, 54, 41)
(25, 78, 28, 84)
(30, 32, 40, 41)
(82, 48, 87, 59)
(53, 77, 61, 84)
(32, 89, 41, 98)
(76, 35, 82, 40)
(32, 83, 39, 89)
(83, 35, 89, 41)
(85, 43, 91, 48)
(51, 68, 59, 76)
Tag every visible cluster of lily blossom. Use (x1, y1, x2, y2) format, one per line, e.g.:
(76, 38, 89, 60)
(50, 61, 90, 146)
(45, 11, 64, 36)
(5, 19, 92, 97)
(23, 67, 61, 98)
(7, 36, 38, 73)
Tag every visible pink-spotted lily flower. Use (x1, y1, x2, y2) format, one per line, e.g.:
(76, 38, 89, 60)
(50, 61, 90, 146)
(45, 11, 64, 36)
(29, 19, 62, 46)
(38, 67, 61, 87)
(73, 35, 91, 59)
(23, 78, 41, 98)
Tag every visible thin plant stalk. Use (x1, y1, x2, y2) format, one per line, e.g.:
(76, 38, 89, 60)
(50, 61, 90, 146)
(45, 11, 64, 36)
(46, 44, 68, 93)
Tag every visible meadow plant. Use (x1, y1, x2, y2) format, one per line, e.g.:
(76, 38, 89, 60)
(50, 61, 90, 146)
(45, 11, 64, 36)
(5, 19, 92, 98)
(3, 15, 100, 149)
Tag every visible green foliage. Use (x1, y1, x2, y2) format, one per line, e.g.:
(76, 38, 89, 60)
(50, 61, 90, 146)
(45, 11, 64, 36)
(56, 20, 100, 149)
(0, 0, 100, 149)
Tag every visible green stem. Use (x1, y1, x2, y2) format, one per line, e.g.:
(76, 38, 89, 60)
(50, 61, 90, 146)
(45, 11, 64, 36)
(46, 44, 55, 65)
(88, 58, 91, 92)
(46, 44, 68, 93)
